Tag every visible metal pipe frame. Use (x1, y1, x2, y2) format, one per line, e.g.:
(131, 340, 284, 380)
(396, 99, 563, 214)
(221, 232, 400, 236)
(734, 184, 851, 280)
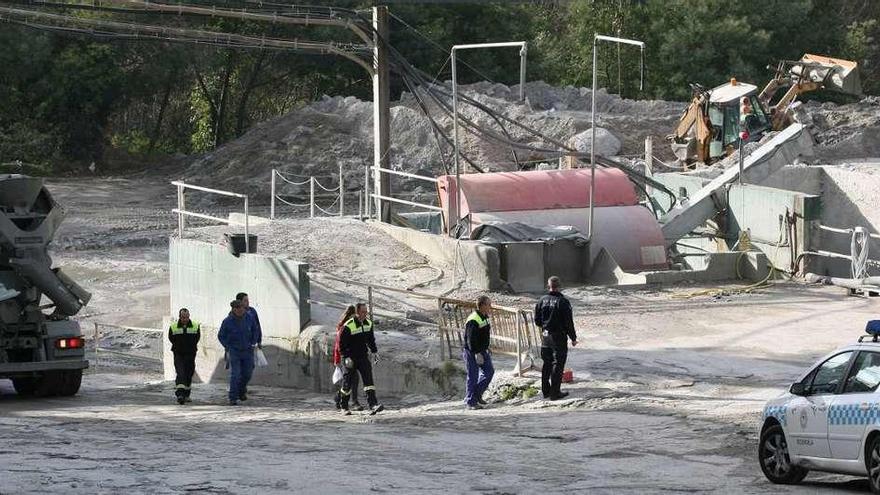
(589, 34, 644, 243)
(371, 166, 439, 183)
(451, 41, 527, 237)
(370, 193, 442, 212)
(171, 180, 250, 252)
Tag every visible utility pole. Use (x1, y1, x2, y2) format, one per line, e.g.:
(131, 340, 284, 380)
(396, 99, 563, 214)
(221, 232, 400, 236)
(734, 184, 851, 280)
(372, 5, 391, 223)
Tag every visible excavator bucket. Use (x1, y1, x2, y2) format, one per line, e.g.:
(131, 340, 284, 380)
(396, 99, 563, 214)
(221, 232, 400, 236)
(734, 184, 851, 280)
(795, 54, 862, 96)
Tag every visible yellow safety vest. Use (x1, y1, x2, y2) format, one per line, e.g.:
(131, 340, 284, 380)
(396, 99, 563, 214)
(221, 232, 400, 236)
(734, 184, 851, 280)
(170, 321, 200, 335)
(466, 311, 488, 328)
(344, 317, 373, 335)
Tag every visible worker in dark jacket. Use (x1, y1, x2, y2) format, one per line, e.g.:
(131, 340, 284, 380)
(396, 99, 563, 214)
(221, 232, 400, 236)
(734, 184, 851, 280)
(218, 299, 259, 405)
(463, 295, 494, 410)
(168, 308, 200, 405)
(338, 303, 384, 415)
(534, 276, 578, 400)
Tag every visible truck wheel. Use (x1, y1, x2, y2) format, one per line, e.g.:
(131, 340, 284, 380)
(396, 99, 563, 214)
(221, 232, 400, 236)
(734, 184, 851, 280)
(57, 370, 82, 396)
(759, 424, 808, 484)
(12, 376, 38, 396)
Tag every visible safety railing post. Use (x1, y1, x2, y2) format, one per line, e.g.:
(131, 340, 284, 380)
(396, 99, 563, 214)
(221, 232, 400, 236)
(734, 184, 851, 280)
(358, 190, 363, 221)
(270, 169, 276, 220)
(515, 316, 523, 377)
(367, 285, 374, 321)
(338, 164, 344, 217)
(176, 181, 185, 238)
(93, 322, 99, 372)
(364, 162, 371, 219)
(244, 195, 250, 253)
(310, 177, 316, 218)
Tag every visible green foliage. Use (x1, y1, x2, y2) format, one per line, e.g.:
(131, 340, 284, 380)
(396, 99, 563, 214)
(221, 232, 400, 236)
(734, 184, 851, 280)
(0, 1, 876, 171)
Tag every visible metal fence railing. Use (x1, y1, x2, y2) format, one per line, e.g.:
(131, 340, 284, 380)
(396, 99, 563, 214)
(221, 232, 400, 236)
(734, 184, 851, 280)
(271, 168, 349, 220)
(91, 322, 164, 372)
(172, 180, 251, 252)
(437, 297, 540, 376)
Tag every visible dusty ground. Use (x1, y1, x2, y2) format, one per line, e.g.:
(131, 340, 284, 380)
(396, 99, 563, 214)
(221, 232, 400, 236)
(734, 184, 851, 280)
(2, 177, 879, 494)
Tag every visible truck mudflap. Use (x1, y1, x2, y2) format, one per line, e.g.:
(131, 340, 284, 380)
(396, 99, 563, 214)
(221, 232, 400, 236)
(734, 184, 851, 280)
(0, 360, 88, 375)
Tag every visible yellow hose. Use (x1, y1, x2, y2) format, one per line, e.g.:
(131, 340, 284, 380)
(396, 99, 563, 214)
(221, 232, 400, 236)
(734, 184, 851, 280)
(672, 231, 781, 299)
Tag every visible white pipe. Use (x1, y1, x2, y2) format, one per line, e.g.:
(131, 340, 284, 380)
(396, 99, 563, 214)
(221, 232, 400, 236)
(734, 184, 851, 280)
(371, 166, 438, 183)
(588, 34, 645, 243)
(452, 47, 460, 235)
(170, 180, 246, 198)
(370, 193, 442, 212)
(270, 169, 276, 220)
(310, 177, 315, 218)
(244, 195, 250, 253)
(450, 41, 528, 237)
(338, 163, 344, 217)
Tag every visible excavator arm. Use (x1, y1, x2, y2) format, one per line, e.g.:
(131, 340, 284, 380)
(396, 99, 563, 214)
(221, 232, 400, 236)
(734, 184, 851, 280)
(668, 87, 712, 164)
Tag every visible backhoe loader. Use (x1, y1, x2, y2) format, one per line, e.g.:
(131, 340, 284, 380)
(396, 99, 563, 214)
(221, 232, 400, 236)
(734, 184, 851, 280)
(668, 54, 861, 166)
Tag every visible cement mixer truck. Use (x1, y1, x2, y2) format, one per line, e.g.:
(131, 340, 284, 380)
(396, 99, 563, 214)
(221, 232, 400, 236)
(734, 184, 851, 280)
(0, 174, 91, 396)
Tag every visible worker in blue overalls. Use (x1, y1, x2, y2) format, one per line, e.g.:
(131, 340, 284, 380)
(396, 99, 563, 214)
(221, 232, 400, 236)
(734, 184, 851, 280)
(463, 295, 494, 410)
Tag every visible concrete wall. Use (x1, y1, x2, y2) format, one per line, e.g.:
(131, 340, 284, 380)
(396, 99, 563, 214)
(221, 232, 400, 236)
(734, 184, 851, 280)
(374, 222, 503, 290)
(163, 324, 461, 396)
(169, 238, 310, 336)
(165, 237, 461, 396)
(653, 173, 819, 273)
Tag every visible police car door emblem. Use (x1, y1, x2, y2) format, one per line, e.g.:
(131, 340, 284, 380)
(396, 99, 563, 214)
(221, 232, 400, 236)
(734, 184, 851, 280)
(800, 409, 809, 429)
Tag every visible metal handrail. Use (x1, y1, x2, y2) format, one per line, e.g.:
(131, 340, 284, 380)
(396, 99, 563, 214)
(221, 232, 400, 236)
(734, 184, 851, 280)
(371, 166, 439, 183)
(172, 180, 250, 252)
(369, 193, 442, 212)
(818, 224, 880, 240)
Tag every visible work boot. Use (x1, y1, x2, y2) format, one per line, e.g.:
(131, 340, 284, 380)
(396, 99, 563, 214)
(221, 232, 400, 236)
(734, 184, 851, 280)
(185, 397, 192, 403)
(351, 402, 364, 412)
(466, 403, 483, 411)
(229, 399, 239, 406)
(369, 404, 385, 416)
(341, 407, 352, 416)
(177, 396, 186, 405)
(477, 394, 488, 406)
(549, 392, 569, 401)
(239, 393, 248, 401)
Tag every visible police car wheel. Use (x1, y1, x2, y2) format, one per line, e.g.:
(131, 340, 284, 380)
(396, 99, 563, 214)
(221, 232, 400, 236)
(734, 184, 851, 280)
(759, 424, 807, 484)
(868, 435, 880, 494)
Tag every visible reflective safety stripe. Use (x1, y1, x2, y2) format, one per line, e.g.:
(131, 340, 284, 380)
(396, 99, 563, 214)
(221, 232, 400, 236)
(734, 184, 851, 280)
(170, 321, 201, 335)
(340, 389, 351, 396)
(466, 311, 488, 328)
(363, 385, 376, 391)
(174, 384, 191, 390)
(344, 318, 373, 335)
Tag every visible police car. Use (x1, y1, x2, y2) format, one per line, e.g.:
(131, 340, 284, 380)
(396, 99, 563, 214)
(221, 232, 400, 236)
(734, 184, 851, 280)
(760, 321, 880, 493)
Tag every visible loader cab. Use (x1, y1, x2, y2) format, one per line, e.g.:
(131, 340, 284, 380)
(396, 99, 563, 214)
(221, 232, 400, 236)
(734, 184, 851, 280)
(707, 81, 771, 160)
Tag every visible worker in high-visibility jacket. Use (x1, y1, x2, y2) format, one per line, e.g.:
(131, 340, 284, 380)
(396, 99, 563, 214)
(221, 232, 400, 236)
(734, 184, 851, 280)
(463, 295, 495, 410)
(338, 303, 384, 415)
(168, 308, 200, 405)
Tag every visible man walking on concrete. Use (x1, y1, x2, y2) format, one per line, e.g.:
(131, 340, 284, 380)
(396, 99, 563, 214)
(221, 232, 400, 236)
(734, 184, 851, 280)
(168, 308, 200, 405)
(236, 292, 262, 350)
(338, 303, 384, 415)
(219, 299, 259, 405)
(534, 276, 578, 400)
(463, 295, 494, 410)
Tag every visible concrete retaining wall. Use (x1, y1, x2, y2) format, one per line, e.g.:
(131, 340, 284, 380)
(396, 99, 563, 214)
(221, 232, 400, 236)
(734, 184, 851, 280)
(374, 222, 503, 290)
(169, 238, 310, 336)
(163, 324, 461, 396)
(165, 236, 461, 396)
